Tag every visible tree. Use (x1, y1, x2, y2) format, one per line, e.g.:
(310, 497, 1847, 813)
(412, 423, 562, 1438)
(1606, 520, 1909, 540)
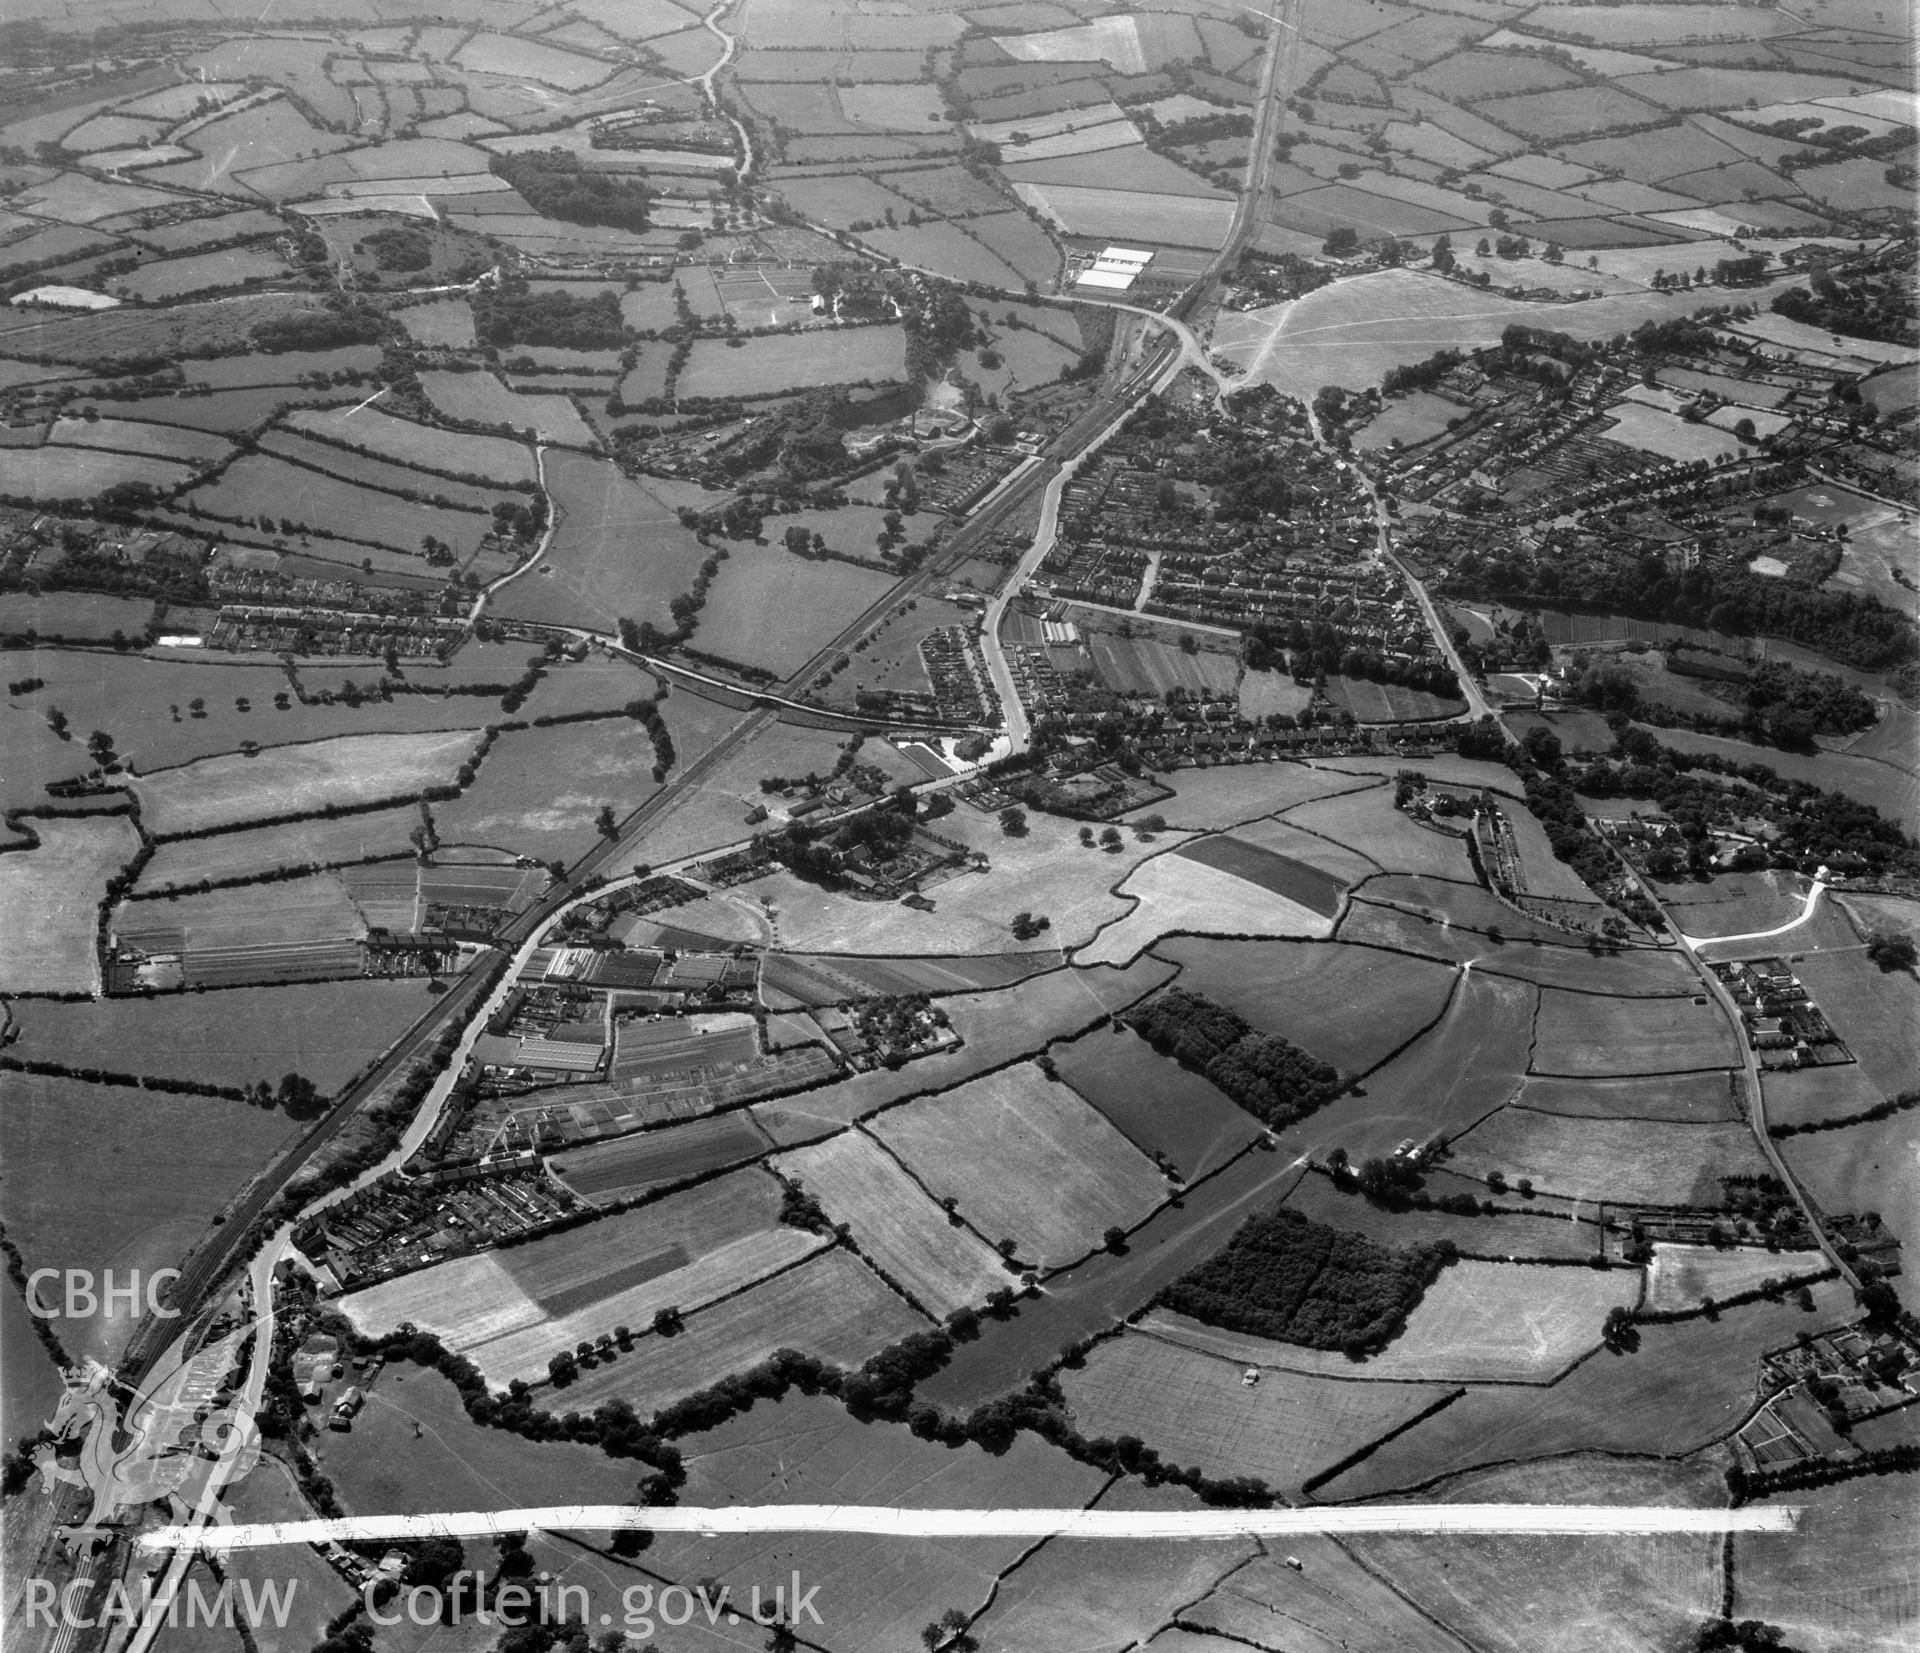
(548, 1349, 578, 1386)
(1099, 826, 1123, 852)
(1602, 1305, 1638, 1353)
(921, 1610, 977, 1653)
(595, 804, 619, 839)
(1103, 1225, 1128, 1253)
(652, 1304, 684, 1336)
(998, 806, 1028, 837)
(1865, 931, 1916, 971)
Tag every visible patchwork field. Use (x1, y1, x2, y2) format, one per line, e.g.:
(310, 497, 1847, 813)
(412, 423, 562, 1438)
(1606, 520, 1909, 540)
(773, 1129, 1009, 1316)
(1448, 1107, 1769, 1207)
(1174, 833, 1347, 916)
(549, 1112, 774, 1202)
(1050, 1024, 1264, 1180)
(135, 805, 426, 892)
(1081, 847, 1335, 965)
(868, 1062, 1170, 1268)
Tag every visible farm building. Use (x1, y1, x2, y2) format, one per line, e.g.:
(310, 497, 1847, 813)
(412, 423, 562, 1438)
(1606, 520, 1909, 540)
(1075, 246, 1155, 292)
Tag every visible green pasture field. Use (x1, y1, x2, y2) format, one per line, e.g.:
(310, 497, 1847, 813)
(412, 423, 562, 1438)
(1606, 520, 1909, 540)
(972, 1476, 1256, 1653)
(256, 429, 508, 512)
(1318, 1277, 1852, 1501)
(773, 1129, 1008, 1316)
(0, 1273, 64, 1452)
(1351, 1454, 1726, 1653)
(1147, 1254, 1633, 1382)
(0, 813, 138, 994)
(1227, 815, 1399, 888)
(185, 453, 493, 557)
(1781, 1113, 1920, 1315)
(763, 949, 1058, 1004)
(870, 1061, 1169, 1268)
(283, 405, 535, 482)
(220, 1460, 357, 1653)
(1299, 970, 1536, 1161)
(45, 415, 230, 465)
(134, 806, 419, 892)
(1282, 787, 1477, 880)
(1182, 1539, 1472, 1653)
(395, 298, 476, 348)
(1516, 1071, 1740, 1124)
(1499, 800, 1610, 906)
(133, 728, 483, 835)
(1761, 1062, 1884, 1130)
(1532, 988, 1739, 1076)
(550, 1111, 775, 1202)
(1119, 762, 1373, 833)
(1353, 390, 1459, 452)
(693, 543, 899, 677)
(1448, 1106, 1766, 1206)
(860, 220, 1024, 285)
(417, 371, 597, 447)
(1283, 1167, 1601, 1261)
(110, 246, 290, 302)
(119, 385, 361, 431)
(0, 1073, 293, 1365)
(1648, 724, 1918, 834)
(14, 445, 195, 500)
(5, 980, 433, 1093)
(431, 691, 735, 861)
(318, 1365, 634, 1519)
(1, 292, 329, 367)
(1174, 834, 1348, 916)
(649, 1390, 1101, 1653)
(1733, 1474, 1920, 1652)
(1786, 946, 1918, 1098)
(767, 172, 920, 229)
(959, 209, 1059, 282)
(1081, 844, 1336, 965)
(1050, 1024, 1262, 1180)
(1642, 1242, 1810, 1313)
(1012, 180, 1235, 246)
(1061, 1332, 1456, 1496)
(116, 871, 366, 952)
(1151, 937, 1455, 1077)
(675, 326, 909, 399)
(490, 449, 710, 632)
(554, 1248, 928, 1416)
(182, 346, 382, 390)
(1522, 2, 1803, 42)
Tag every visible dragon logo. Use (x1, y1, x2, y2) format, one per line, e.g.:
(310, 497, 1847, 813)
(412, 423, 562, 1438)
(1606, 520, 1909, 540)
(34, 1337, 262, 1553)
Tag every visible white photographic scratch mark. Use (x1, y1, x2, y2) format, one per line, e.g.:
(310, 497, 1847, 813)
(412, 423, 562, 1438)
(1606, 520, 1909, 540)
(142, 1503, 1801, 1553)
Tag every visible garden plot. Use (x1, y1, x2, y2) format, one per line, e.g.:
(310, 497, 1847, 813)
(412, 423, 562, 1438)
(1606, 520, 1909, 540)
(1145, 1256, 1634, 1382)
(1060, 1332, 1456, 1495)
(1080, 848, 1334, 965)
(1532, 988, 1739, 1075)
(868, 1062, 1169, 1269)
(132, 729, 483, 835)
(772, 1130, 1008, 1316)
(0, 814, 139, 994)
(1449, 1107, 1767, 1206)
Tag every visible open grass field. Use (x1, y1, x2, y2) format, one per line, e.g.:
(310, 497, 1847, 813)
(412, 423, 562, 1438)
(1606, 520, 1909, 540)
(219, 1458, 357, 1653)
(1152, 938, 1456, 1077)
(1060, 1331, 1457, 1495)
(1516, 1070, 1740, 1123)
(1297, 970, 1534, 1162)
(677, 327, 908, 399)
(418, 370, 597, 447)
(1174, 833, 1347, 916)
(5, 979, 432, 1094)
(1145, 1252, 1631, 1386)
(0, 1073, 293, 1365)
(1279, 788, 1479, 880)
(1284, 1166, 1602, 1261)
(319, 1365, 635, 1519)
(46, 415, 231, 465)
(1123, 763, 1375, 831)
(772, 1129, 1009, 1316)
(648, 1390, 1102, 1653)
(185, 453, 495, 557)
(1318, 1277, 1852, 1501)
(133, 728, 483, 835)
(491, 449, 710, 632)
(135, 804, 424, 892)
(0, 813, 137, 994)
(1449, 1106, 1768, 1207)
(1226, 815, 1383, 888)
(692, 543, 900, 676)
(1642, 1242, 1812, 1312)
(555, 1247, 928, 1415)
(1082, 625, 1241, 698)
(1011, 180, 1235, 246)
(1661, 869, 1810, 939)
(1050, 1024, 1263, 1180)
(256, 429, 507, 512)
(1181, 1538, 1478, 1653)
(1732, 1474, 1919, 1652)
(115, 872, 365, 952)
(1350, 1455, 1727, 1653)
(970, 1477, 1256, 1653)
(1532, 988, 1740, 1075)
(1081, 848, 1335, 965)
(339, 1168, 823, 1385)
(1780, 1112, 1920, 1315)
(869, 1061, 1169, 1268)
(1761, 1062, 1884, 1130)
(549, 1111, 775, 1202)
(1786, 945, 1919, 1098)
(13, 445, 196, 500)
(0, 1273, 64, 1453)
(284, 405, 535, 482)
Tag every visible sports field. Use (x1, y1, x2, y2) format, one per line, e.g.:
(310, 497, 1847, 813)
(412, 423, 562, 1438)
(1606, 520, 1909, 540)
(868, 1062, 1169, 1268)
(1061, 1331, 1456, 1494)
(1532, 988, 1740, 1075)
(773, 1129, 1008, 1315)
(1448, 1107, 1768, 1207)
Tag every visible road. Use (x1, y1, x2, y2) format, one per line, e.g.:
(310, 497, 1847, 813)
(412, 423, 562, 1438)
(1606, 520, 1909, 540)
(1679, 874, 1828, 950)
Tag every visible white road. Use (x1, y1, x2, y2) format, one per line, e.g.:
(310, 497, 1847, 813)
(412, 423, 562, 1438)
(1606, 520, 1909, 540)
(1681, 873, 1828, 950)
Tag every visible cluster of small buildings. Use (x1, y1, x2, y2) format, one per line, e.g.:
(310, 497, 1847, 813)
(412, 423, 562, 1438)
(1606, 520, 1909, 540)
(1712, 957, 1847, 1066)
(917, 625, 995, 722)
(207, 604, 466, 658)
